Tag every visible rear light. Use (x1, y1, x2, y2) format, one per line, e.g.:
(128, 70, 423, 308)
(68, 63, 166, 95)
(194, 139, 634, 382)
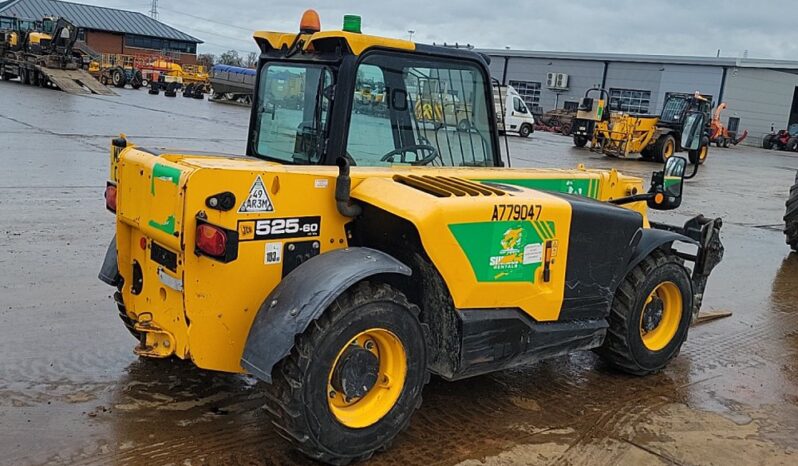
(196, 223, 227, 257)
(105, 183, 117, 212)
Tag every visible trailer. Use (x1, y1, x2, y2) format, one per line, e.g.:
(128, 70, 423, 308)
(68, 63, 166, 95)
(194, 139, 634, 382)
(208, 64, 255, 105)
(0, 16, 113, 95)
(0, 54, 114, 95)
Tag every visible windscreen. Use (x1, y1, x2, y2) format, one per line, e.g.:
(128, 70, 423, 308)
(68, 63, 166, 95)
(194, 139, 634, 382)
(252, 63, 333, 164)
(346, 53, 495, 167)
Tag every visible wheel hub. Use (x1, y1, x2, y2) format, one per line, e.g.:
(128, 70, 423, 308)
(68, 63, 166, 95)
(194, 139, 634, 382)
(331, 346, 380, 399)
(642, 297, 664, 333)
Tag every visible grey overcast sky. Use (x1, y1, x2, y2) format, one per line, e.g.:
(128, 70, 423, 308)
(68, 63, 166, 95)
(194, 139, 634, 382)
(79, 0, 798, 59)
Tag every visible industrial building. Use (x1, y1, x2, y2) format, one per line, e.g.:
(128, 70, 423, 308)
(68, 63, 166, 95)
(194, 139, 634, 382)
(0, 0, 201, 64)
(482, 49, 798, 146)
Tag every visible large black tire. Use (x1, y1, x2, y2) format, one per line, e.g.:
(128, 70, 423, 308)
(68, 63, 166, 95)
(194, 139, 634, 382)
(640, 145, 655, 160)
(785, 172, 798, 252)
(763, 135, 775, 150)
(787, 137, 798, 152)
(595, 250, 693, 375)
(688, 136, 710, 165)
(182, 83, 195, 97)
(113, 286, 141, 340)
(653, 134, 676, 163)
(573, 134, 588, 148)
(130, 70, 143, 89)
(164, 82, 177, 97)
(263, 282, 428, 464)
(112, 68, 126, 88)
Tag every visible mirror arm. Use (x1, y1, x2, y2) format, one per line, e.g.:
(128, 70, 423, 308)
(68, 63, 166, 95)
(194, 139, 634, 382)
(609, 193, 655, 205)
(684, 158, 700, 179)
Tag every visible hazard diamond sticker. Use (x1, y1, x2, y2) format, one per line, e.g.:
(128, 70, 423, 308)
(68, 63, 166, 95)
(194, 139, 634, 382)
(239, 176, 275, 213)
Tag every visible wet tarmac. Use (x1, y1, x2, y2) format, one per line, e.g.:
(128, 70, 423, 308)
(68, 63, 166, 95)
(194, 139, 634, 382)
(1, 81, 797, 465)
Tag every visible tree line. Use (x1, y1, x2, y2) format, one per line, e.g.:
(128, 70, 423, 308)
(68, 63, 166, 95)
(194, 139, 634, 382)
(197, 50, 258, 69)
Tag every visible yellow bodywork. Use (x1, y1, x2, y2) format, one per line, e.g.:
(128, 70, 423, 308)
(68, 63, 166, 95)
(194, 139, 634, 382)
(594, 113, 661, 157)
(110, 144, 647, 374)
(253, 30, 415, 56)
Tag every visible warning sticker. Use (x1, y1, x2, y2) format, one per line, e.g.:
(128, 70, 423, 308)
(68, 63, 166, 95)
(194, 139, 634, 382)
(523, 243, 543, 265)
(239, 176, 274, 213)
(265, 242, 282, 264)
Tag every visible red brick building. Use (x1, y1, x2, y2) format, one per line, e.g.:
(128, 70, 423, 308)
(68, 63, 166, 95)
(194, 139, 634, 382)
(0, 0, 202, 64)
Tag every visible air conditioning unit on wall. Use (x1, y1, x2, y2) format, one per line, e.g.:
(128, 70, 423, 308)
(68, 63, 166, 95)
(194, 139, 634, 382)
(546, 72, 569, 90)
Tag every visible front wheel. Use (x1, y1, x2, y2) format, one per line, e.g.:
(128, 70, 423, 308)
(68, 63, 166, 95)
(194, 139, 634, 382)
(763, 135, 774, 150)
(595, 250, 693, 375)
(519, 124, 532, 138)
(688, 136, 710, 165)
(263, 282, 428, 464)
(573, 134, 588, 148)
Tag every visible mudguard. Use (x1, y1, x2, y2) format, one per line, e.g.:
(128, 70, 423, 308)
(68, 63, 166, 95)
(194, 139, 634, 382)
(98, 235, 121, 286)
(241, 247, 411, 383)
(624, 228, 697, 278)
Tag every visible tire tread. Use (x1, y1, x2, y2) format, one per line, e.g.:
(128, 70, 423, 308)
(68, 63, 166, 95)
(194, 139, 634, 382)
(263, 281, 428, 465)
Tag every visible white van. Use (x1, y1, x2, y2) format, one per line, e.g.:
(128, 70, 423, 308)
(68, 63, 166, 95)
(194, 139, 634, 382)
(494, 85, 536, 137)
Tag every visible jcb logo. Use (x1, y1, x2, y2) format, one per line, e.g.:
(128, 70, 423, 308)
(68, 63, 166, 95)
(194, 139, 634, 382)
(237, 216, 321, 241)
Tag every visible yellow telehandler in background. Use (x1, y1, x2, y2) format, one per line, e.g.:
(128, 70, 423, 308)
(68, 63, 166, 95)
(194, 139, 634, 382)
(572, 88, 711, 164)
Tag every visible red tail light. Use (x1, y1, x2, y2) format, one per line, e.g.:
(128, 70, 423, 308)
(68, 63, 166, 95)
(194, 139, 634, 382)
(196, 223, 227, 257)
(105, 184, 117, 212)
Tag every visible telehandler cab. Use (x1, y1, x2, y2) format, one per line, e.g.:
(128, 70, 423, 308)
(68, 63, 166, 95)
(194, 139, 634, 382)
(99, 10, 724, 464)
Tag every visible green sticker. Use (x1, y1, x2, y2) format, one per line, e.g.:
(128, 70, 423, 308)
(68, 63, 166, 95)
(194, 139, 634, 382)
(151, 163, 181, 195)
(476, 178, 599, 198)
(148, 215, 175, 235)
(449, 220, 556, 282)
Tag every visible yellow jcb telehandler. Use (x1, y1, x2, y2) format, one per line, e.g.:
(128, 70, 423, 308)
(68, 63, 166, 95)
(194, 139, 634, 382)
(99, 10, 724, 464)
(572, 88, 712, 165)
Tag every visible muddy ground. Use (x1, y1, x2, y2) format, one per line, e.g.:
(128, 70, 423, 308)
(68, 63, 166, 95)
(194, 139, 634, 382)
(1, 82, 797, 466)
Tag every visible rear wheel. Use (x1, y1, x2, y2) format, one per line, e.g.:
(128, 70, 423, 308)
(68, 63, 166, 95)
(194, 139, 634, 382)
(573, 134, 588, 148)
(787, 137, 798, 152)
(263, 282, 428, 464)
(763, 135, 775, 150)
(653, 134, 676, 162)
(560, 122, 572, 136)
(785, 172, 798, 252)
(595, 250, 692, 375)
(112, 68, 126, 88)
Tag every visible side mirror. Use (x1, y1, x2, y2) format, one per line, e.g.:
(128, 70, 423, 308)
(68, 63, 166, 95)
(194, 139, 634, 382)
(648, 156, 686, 210)
(680, 111, 705, 150)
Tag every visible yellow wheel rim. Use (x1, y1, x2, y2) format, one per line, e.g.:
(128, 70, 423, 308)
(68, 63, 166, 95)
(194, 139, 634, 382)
(699, 145, 708, 161)
(639, 282, 682, 352)
(327, 328, 407, 429)
(663, 139, 674, 159)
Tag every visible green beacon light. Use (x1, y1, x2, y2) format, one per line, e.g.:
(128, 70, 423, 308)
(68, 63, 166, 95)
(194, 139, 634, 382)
(343, 15, 362, 34)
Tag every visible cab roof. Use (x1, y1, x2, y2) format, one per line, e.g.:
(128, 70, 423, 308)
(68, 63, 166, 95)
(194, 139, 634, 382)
(253, 29, 415, 56)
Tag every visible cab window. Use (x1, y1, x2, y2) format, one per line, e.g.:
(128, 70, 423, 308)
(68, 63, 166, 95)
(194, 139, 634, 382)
(346, 52, 495, 167)
(513, 97, 528, 114)
(252, 63, 333, 164)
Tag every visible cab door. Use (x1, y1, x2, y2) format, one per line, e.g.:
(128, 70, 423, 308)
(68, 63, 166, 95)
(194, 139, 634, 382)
(507, 95, 529, 133)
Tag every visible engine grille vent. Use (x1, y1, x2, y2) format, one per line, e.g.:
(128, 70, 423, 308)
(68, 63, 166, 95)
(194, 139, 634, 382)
(393, 175, 507, 197)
